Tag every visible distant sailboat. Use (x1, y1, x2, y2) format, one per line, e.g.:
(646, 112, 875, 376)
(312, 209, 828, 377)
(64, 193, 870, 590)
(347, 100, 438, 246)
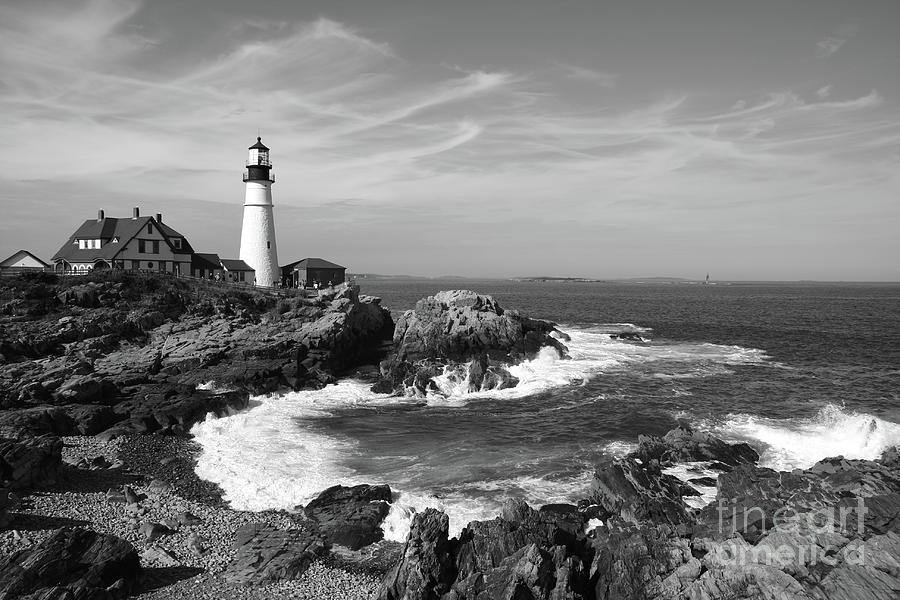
(705, 273, 710, 285)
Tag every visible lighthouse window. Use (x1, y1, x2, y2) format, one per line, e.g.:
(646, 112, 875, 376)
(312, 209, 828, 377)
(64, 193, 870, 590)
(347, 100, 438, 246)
(267, 241, 271, 249)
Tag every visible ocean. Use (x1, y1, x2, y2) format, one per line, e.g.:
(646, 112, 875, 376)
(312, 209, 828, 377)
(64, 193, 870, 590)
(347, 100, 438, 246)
(190, 279, 900, 540)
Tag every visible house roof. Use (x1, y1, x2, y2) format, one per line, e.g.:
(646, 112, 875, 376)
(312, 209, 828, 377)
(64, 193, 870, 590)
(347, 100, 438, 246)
(52, 215, 192, 264)
(288, 257, 346, 271)
(191, 253, 221, 270)
(0, 250, 51, 268)
(249, 137, 269, 151)
(220, 259, 254, 272)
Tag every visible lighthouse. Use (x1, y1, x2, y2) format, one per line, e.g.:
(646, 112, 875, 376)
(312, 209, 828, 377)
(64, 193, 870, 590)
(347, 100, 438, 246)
(239, 137, 280, 287)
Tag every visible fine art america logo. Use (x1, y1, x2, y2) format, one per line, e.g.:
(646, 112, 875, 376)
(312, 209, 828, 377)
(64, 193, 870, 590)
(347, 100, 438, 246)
(713, 498, 869, 567)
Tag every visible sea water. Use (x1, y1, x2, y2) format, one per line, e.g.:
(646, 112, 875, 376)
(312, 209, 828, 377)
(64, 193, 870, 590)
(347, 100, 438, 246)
(191, 280, 900, 539)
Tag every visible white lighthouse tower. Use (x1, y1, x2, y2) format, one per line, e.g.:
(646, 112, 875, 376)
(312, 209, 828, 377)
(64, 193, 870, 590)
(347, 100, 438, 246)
(239, 137, 280, 287)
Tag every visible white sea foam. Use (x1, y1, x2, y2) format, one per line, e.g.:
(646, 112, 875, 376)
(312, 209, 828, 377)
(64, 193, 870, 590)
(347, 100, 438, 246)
(409, 326, 773, 406)
(190, 380, 378, 511)
(714, 403, 900, 471)
(602, 440, 638, 458)
(383, 471, 595, 541)
(190, 324, 779, 540)
(662, 462, 720, 509)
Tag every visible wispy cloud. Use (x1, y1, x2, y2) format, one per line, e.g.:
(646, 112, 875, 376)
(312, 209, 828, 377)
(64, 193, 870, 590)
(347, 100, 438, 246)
(0, 1, 897, 279)
(555, 63, 619, 88)
(816, 18, 861, 58)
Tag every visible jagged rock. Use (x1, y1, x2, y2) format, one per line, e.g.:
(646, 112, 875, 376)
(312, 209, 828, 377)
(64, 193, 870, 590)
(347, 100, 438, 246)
(375, 290, 563, 395)
(452, 543, 557, 600)
(378, 508, 455, 600)
(0, 407, 75, 437)
(99, 386, 250, 438)
(589, 458, 692, 528)
(454, 500, 586, 583)
(225, 523, 330, 585)
(304, 484, 392, 550)
(631, 424, 759, 468)
(591, 524, 695, 600)
(0, 435, 62, 490)
(0, 527, 140, 599)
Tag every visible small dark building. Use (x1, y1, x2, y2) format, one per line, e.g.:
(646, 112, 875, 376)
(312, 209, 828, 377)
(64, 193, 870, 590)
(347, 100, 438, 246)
(220, 259, 255, 284)
(191, 253, 224, 280)
(282, 258, 346, 288)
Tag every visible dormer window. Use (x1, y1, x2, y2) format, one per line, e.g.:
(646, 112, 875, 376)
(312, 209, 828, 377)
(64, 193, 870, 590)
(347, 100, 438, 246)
(172, 238, 182, 249)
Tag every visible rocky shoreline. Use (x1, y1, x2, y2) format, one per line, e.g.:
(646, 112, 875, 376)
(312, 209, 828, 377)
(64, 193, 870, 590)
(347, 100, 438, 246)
(1, 434, 383, 599)
(3, 273, 900, 599)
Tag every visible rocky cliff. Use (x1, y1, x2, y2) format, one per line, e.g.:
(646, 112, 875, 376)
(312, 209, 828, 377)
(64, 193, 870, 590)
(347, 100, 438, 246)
(0, 272, 393, 439)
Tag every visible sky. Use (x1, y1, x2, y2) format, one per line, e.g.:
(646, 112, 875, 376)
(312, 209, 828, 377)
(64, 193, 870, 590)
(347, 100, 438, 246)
(0, 0, 898, 280)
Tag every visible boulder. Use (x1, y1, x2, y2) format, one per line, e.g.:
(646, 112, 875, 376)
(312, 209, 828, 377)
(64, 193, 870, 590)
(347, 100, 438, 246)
(378, 508, 455, 600)
(453, 500, 587, 583)
(0, 435, 62, 490)
(224, 523, 330, 585)
(589, 458, 692, 528)
(631, 425, 759, 468)
(392, 290, 566, 363)
(0, 527, 140, 599)
(304, 484, 393, 550)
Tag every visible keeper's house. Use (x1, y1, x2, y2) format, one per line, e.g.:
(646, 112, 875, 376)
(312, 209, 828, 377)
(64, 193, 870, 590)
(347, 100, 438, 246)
(52, 208, 194, 274)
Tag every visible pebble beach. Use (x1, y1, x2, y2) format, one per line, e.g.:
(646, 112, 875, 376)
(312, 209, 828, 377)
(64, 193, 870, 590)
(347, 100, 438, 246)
(0, 435, 382, 600)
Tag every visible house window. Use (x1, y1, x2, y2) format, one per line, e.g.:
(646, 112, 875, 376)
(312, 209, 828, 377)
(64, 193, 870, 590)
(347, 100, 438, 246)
(147, 262, 154, 269)
(147, 224, 153, 234)
(158, 261, 166, 272)
(131, 260, 139, 270)
(138, 240, 146, 253)
(152, 240, 159, 254)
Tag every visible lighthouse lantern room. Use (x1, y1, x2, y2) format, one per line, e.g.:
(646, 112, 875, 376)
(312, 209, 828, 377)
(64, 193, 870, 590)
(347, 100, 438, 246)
(239, 136, 280, 286)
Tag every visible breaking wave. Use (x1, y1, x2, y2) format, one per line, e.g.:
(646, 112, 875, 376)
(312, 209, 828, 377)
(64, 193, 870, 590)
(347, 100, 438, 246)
(713, 403, 900, 471)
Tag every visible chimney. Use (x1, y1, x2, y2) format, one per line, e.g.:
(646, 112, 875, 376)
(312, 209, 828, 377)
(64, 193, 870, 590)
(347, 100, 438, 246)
(156, 213, 162, 223)
(97, 209, 105, 221)
(133, 207, 140, 219)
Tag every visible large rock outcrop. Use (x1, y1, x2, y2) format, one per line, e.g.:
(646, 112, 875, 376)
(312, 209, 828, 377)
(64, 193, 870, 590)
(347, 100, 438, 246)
(304, 483, 393, 550)
(375, 290, 568, 396)
(0, 527, 141, 599)
(224, 523, 330, 585)
(0, 274, 393, 438)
